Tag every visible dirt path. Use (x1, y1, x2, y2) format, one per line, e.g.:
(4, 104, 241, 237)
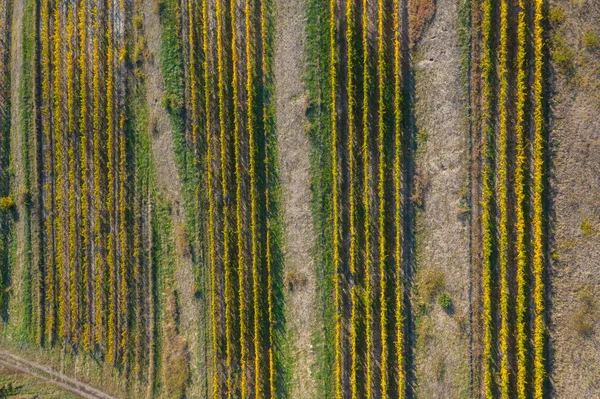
(0, 350, 118, 399)
(7, 0, 26, 332)
(142, 1, 204, 396)
(411, 0, 471, 396)
(550, 2, 600, 396)
(273, 0, 318, 396)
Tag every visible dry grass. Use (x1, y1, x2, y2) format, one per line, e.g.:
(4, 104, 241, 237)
(163, 294, 190, 399)
(417, 269, 445, 303)
(0, 196, 14, 211)
(409, 0, 435, 47)
(411, 167, 430, 207)
(174, 224, 191, 259)
(285, 270, 308, 292)
(583, 30, 600, 52)
(573, 287, 598, 339)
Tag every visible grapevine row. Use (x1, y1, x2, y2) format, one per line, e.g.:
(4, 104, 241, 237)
(245, 0, 262, 393)
(377, 0, 388, 394)
(202, 0, 219, 395)
(514, 0, 529, 392)
(532, 0, 546, 395)
(177, 0, 279, 397)
(497, 0, 510, 395)
(328, 0, 341, 397)
(259, 0, 277, 395)
(473, 0, 550, 396)
(30, 0, 141, 372)
(79, 0, 91, 351)
(323, 0, 409, 397)
(67, 2, 78, 342)
(0, 0, 11, 314)
(480, 0, 496, 395)
(393, 0, 405, 396)
(106, 0, 116, 364)
(92, 3, 103, 347)
(41, 0, 54, 342)
(345, 0, 358, 396)
(361, 0, 372, 396)
(52, 0, 65, 340)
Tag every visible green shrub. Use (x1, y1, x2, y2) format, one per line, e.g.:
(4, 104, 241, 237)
(437, 293, 452, 310)
(0, 196, 15, 211)
(573, 287, 597, 338)
(551, 32, 575, 76)
(581, 217, 594, 236)
(548, 6, 565, 25)
(583, 30, 600, 52)
(418, 269, 445, 303)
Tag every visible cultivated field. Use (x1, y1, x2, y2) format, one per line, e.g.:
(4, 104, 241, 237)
(0, 0, 598, 398)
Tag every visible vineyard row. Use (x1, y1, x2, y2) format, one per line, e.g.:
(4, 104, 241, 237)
(329, 0, 408, 398)
(478, 0, 548, 396)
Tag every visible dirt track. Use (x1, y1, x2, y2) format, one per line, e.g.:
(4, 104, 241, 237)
(411, 0, 472, 396)
(0, 350, 119, 399)
(274, 0, 319, 396)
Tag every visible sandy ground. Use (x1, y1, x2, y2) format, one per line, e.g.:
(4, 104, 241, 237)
(411, 0, 472, 396)
(549, 1, 600, 397)
(274, 0, 319, 396)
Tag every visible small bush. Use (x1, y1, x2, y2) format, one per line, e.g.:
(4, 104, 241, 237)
(583, 30, 600, 52)
(548, 6, 565, 25)
(285, 270, 308, 291)
(0, 383, 18, 396)
(573, 287, 598, 338)
(0, 196, 15, 211)
(580, 217, 594, 236)
(418, 269, 445, 303)
(19, 191, 31, 206)
(133, 15, 144, 31)
(156, 0, 166, 15)
(551, 33, 576, 76)
(411, 167, 430, 207)
(574, 310, 594, 338)
(437, 293, 452, 310)
(433, 357, 446, 382)
(174, 224, 191, 259)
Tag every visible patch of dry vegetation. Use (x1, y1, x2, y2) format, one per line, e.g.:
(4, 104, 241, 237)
(409, 0, 435, 47)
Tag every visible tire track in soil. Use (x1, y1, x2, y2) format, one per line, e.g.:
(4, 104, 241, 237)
(0, 350, 118, 399)
(274, 0, 319, 397)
